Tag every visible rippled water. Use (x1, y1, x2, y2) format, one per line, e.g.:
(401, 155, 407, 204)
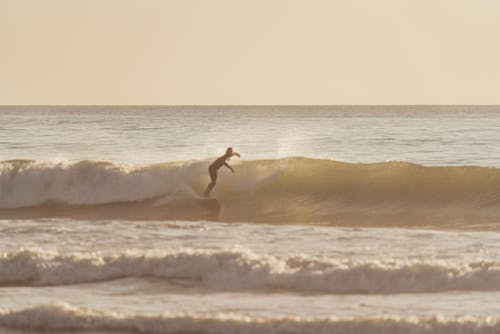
(2, 105, 500, 166)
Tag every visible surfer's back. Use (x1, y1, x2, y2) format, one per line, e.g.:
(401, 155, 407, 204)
(209, 155, 228, 170)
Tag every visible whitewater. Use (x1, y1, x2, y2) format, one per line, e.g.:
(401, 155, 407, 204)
(1, 106, 500, 334)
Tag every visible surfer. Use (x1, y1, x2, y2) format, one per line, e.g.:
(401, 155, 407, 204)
(204, 147, 241, 197)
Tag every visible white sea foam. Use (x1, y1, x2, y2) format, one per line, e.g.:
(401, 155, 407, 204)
(1, 249, 499, 293)
(1, 302, 499, 334)
(0, 160, 205, 209)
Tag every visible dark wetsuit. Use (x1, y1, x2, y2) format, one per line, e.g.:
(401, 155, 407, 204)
(204, 155, 232, 197)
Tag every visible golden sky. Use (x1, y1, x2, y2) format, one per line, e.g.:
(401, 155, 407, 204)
(1, 0, 500, 104)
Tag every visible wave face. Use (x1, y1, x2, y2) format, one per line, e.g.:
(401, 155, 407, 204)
(1, 249, 499, 294)
(1, 303, 499, 334)
(2, 158, 500, 227)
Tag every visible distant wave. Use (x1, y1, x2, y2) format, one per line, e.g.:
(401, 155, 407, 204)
(2, 158, 500, 228)
(1, 303, 499, 334)
(1, 249, 499, 294)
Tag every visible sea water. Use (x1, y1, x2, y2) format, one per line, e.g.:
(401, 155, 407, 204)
(0, 106, 499, 333)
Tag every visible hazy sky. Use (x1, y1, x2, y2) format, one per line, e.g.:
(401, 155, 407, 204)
(2, 0, 500, 104)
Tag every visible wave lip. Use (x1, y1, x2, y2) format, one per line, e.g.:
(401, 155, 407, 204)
(1, 303, 499, 334)
(2, 158, 500, 228)
(1, 249, 499, 294)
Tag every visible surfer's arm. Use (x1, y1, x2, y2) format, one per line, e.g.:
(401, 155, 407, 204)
(224, 162, 234, 173)
(232, 152, 241, 158)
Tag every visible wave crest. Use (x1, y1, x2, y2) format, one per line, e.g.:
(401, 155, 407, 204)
(2, 158, 500, 227)
(1, 303, 499, 334)
(1, 249, 499, 293)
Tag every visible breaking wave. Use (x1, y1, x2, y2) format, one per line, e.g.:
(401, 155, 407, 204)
(2, 158, 500, 228)
(1, 248, 499, 294)
(1, 303, 499, 334)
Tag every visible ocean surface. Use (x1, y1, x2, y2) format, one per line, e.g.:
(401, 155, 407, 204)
(1, 105, 500, 333)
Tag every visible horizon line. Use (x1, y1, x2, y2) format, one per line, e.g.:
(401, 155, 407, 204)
(2, 104, 500, 107)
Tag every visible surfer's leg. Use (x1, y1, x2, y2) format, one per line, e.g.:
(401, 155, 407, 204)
(204, 169, 218, 197)
(204, 182, 215, 197)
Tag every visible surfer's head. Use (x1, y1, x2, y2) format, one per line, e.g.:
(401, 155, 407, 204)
(225, 147, 233, 156)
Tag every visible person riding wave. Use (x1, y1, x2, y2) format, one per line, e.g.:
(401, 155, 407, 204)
(204, 147, 240, 197)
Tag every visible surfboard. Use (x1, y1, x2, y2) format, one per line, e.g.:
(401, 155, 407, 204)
(152, 194, 219, 217)
(193, 196, 220, 219)
(151, 184, 220, 218)
(197, 196, 219, 207)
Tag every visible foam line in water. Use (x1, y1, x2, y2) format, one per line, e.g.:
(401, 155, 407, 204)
(1, 303, 499, 334)
(1, 249, 499, 294)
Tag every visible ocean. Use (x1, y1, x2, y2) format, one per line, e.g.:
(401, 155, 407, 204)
(1, 105, 499, 333)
